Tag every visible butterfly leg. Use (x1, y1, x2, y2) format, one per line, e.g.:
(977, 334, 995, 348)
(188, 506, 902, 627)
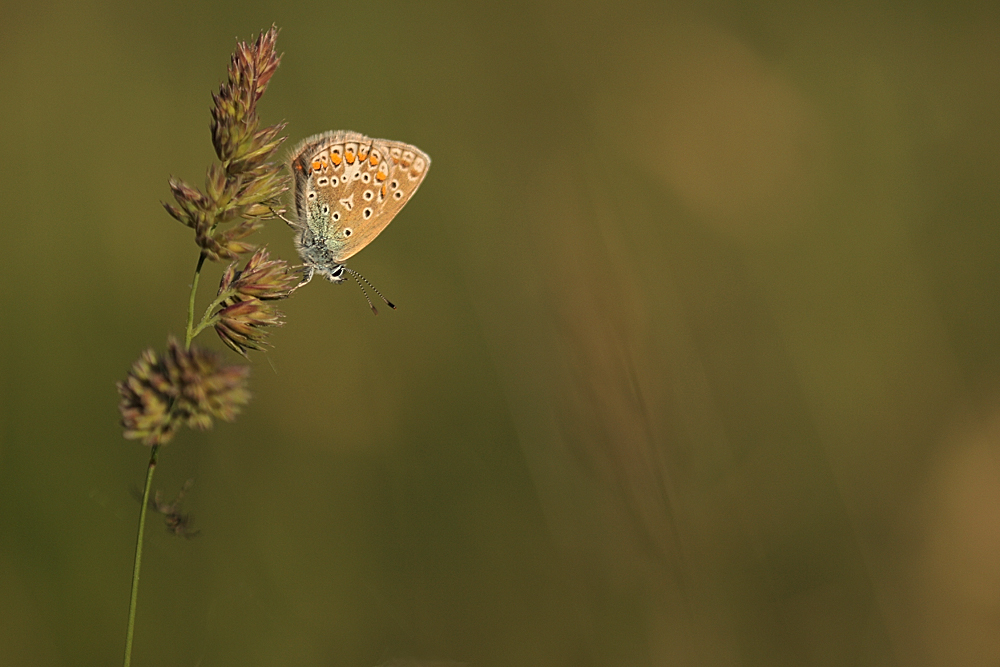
(296, 265, 315, 288)
(269, 206, 298, 228)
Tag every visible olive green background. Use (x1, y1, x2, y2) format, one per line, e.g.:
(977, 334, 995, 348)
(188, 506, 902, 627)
(2, 1, 1000, 665)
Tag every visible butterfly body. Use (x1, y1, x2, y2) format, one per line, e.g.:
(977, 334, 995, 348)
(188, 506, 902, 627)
(287, 130, 430, 285)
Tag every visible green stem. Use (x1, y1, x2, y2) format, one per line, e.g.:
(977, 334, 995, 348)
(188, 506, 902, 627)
(189, 316, 220, 342)
(126, 251, 205, 664)
(185, 252, 208, 350)
(123, 444, 159, 667)
(190, 288, 237, 341)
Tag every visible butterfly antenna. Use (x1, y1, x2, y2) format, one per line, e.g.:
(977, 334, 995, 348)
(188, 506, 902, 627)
(344, 267, 396, 314)
(347, 270, 379, 315)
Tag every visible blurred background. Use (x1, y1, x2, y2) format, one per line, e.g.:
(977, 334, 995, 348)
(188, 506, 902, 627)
(2, 1, 999, 665)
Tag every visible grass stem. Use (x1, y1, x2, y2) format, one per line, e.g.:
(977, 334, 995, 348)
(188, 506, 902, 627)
(123, 445, 159, 667)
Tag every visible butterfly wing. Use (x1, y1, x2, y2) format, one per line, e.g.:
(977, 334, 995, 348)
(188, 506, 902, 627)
(289, 130, 431, 264)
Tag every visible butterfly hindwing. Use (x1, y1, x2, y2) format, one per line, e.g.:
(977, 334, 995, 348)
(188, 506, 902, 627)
(289, 130, 431, 264)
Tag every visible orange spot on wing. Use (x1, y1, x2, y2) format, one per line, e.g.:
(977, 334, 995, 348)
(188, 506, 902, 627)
(330, 153, 342, 166)
(376, 170, 387, 181)
(381, 184, 387, 197)
(370, 154, 379, 167)
(345, 150, 356, 163)
(311, 160, 322, 172)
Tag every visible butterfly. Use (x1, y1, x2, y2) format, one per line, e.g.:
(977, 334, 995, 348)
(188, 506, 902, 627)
(285, 130, 430, 311)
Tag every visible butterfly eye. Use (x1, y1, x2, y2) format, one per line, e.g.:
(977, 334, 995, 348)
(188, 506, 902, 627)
(393, 190, 403, 200)
(330, 176, 339, 185)
(363, 190, 374, 201)
(362, 173, 371, 183)
(322, 204, 330, 215)
(307, 192, 317, 200)
(317, 177, 328, 186)
(344, 228, 353, 237)
(363, 208, 372, 219)
(332, 211, 340, 221)
(389, 180, 399, 190)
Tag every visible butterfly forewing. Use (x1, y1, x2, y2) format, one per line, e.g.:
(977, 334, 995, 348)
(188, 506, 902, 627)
(289, 130, 431, 264)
